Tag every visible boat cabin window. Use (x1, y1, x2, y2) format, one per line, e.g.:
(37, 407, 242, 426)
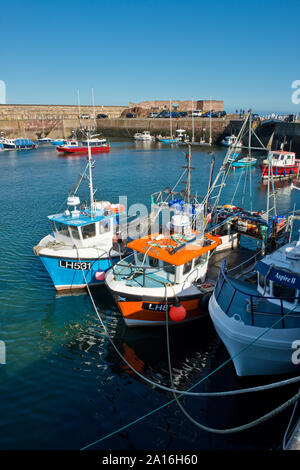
(183, 260, 193, 275)
(162, 261, 175, 275)
(258, 273, 270, 292)
(149, 256, 159, 268)
(194, 254, 206, 267)
(273, 282, 295, 303)
(55, 222, 69, 237)
(70, 226, 80, 240)
(136, 251, 145, 263)
(81, 223, 96, 239)
(99, 220, 111, 234)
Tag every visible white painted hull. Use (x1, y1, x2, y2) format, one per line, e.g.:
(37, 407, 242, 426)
(209, 293, 300, 376)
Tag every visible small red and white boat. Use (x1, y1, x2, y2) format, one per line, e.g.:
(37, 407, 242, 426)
(260, 151, 300, 178)
(57, 138, 110, 155)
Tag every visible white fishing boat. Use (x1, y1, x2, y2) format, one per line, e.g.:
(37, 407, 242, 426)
(209, 236, 300, 376)
(133, 131, 154, 141)
(221, 135, 242, 148)
(37, 137, 52, 143)
(0, 137, 16, 149)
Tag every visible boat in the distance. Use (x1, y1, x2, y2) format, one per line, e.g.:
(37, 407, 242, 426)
(209, 235, 300, 376)
(231, 156, 257, 168)
(14, 138, 37, 149)
(51, 138, 67, 146)
(0, 137, 37, 150)
(56, 138, 110, 155)
(0, 137, 16, 149)
(133, 131, 154, 141)
(37, 137, 52, 144)
(260, 151, 300, 178)
(220, 135, 242, 148)
(157, 135, 179, 144)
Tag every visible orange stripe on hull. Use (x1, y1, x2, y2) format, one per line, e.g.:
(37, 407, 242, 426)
(117, 298, 205, 325)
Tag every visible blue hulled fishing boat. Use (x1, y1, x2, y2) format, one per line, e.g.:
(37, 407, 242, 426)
(34, 132, 127, 291)
(231, 157, 257, 168)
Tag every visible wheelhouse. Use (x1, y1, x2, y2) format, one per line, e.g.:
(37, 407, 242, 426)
(256, 261, 300, 310)
(81, 138, 107, 147)
(112, 232, 221, 287)
(266, 151, 296, 166)
(49, 214, 114, 248)
(131, 249, 210, 285)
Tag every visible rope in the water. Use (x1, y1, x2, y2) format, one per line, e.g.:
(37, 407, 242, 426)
(164, 285, 300, 435)
(282, 388, 300, 450)
(78, 259, 300, 448)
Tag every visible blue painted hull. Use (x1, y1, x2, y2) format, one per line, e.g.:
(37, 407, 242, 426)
(232, 159, 256, 168)
(39, 254, 119, 290)
(158, 138, 178, 144)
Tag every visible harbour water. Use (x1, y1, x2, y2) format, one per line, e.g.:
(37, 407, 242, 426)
(0, 141, 299, 450)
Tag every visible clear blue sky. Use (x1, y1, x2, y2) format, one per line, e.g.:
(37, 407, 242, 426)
(1, 0, 300, 113)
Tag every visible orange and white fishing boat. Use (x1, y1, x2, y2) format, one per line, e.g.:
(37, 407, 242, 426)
(105, 215, 221, 327)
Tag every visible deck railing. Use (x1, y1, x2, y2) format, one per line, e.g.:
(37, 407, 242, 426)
(110, 254, 172, 288)
(227, 248, 264, 278)
(214, 260, 300, 328)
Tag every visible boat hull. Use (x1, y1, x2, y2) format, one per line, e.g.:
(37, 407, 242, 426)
(158, 138, 178, 144)
(39, 253, 119, 290)
(232, 159, 256, 168)
(260, 163, 300, 178)
(57, 145, 110, 155)
(108, 290, 208, 327)
(209, 292, 300, 376)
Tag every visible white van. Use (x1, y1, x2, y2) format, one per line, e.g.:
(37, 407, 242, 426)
(189, 110, 203, 117)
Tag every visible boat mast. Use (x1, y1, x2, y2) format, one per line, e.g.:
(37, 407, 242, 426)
(248, 108, 252, 157)
(87, 128, 95, 214)
(187, 145, 191, 204)
(209, 96, 212, 144)
(183, 144, 193, 205)
(169, 99, 172, 138)
(42, 113, 44, 138)
(92, 88, 96, 130)
(77, 89, 82, 130)
(192, 98, 195, 142)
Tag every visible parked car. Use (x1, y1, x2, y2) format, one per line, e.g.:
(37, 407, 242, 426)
(211, 111, 227, 118)
(97, 113, 108, 119)
(80, 114, 90, 119)
(148, 112, 158, 118)
(189, 110, 203, 117)
(156, 111, 170, 118)
(178, 111, 187, 117)
(126, 113, 136, 118)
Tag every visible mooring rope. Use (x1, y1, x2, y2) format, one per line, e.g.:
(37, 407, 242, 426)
(164, 285, 300, 435)
(78, 257, 300, 448)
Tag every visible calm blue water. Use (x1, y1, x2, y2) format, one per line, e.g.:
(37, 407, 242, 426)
(0, 141, 299, 450)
